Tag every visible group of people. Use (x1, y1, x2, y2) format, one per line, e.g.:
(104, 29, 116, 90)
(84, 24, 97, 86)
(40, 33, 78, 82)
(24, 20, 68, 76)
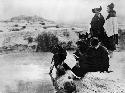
(72, 3, 118, 77)
(90, 3, 118, 52)
(49, 3, 118, 79)
(48, 3, 118, 93)
(72, 37, 109, 77)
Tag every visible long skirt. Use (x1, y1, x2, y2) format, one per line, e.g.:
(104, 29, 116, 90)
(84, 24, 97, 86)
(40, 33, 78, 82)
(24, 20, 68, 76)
(71, 55, 109, 77)
(114, 34, 118, 45)
(106, 36, 116, 51)
(71, 56, 88, 77)
(71, 56, 94, 77)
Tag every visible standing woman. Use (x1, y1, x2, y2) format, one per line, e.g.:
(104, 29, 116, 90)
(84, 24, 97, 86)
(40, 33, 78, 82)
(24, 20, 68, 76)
(90, 6, 106, 44)
(104, 3, 118, 51)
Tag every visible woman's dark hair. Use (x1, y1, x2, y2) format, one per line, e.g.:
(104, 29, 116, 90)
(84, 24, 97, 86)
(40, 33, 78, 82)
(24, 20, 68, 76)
(90, 37, 99, 47)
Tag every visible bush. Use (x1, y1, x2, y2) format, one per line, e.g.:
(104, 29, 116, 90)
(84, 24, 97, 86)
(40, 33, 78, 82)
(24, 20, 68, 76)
(14, 24, 18, 27)
(71, 28, 75, 30)
(22, 26, 26, 29)
(27, 37, 33, 43)
(12, 28, 20, 31)
(43, 27, 47, 29)
(63, 31, 70, 37)
(36, 32, 59, 52)
(40, 22, 45, 25)
(56, 25, 60, 28)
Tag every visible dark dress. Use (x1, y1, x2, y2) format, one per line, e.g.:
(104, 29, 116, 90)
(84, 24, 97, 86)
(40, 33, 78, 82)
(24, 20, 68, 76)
(90, 13, 105, 36)
(90, 13, 108, 47)
(86, 46, 109, 71)
(72, 45, 109, 77)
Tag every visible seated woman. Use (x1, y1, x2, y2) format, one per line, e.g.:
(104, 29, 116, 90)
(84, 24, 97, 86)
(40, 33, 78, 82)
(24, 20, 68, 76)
(72, 37, 109, 77)
(72, 38, 90, 77)
(51, 44, 67, 67)
(86, 37, 109, 72)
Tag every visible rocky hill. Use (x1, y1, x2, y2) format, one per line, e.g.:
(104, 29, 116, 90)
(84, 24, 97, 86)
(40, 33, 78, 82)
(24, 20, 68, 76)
(0, 15, 81, 53)
(9, 15, 54, 23)
(0, 15, 125, 53)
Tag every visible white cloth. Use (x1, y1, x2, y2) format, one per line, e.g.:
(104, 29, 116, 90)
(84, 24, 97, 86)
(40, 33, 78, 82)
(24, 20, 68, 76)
(104, 17, 118, 37)
(64, 52, 77, 69)
(87, 24, 91, 34)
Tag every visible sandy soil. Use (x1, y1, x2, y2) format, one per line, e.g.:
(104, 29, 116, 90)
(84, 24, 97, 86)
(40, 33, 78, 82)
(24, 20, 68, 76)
(53, 51, 125, 93)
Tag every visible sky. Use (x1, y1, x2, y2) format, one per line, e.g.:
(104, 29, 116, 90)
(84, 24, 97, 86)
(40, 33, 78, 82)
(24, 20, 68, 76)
(0, 0, 125, 24)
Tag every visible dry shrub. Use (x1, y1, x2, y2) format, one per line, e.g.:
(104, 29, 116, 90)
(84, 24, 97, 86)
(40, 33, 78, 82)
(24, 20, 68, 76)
(36, 32, 59, 52)
(63, 30, 70, 37)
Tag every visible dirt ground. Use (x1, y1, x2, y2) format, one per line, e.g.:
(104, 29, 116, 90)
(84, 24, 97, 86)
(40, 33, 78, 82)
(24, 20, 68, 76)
(0, 51, 125, 93)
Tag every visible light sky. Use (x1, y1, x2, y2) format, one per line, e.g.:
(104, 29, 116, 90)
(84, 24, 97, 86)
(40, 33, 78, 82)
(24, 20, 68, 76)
(0, 0, 124, 24)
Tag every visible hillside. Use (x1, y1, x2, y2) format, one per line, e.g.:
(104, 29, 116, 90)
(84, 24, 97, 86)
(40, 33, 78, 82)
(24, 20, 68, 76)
(0, 15, 125, 93)
(0, 15, 83, 53)
(0, 15, 125, 53)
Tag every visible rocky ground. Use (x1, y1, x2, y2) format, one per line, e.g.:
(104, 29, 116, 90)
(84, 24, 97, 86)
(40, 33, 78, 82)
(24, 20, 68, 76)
(52, 51, 125, 93)
(0, 48, 125, 93)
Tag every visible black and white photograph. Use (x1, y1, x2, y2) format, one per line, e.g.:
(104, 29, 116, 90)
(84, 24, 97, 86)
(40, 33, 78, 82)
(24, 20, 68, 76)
(0, 0, 125, 93)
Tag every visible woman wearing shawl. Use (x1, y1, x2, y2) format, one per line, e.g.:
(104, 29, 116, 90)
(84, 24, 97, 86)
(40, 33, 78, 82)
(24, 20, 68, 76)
(104, 3, 118, 51)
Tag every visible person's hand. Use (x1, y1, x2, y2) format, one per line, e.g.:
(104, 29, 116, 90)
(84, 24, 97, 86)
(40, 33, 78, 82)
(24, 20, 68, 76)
(75, 63, 80, 68)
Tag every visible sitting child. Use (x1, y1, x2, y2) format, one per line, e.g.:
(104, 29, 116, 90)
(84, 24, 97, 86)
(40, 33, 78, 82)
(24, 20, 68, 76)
(49, 44, 70, 74)
(51, 44, 67, 68)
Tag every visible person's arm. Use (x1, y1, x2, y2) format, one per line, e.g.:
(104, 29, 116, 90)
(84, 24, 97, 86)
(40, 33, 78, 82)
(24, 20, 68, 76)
(100, 15, 105, 26)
